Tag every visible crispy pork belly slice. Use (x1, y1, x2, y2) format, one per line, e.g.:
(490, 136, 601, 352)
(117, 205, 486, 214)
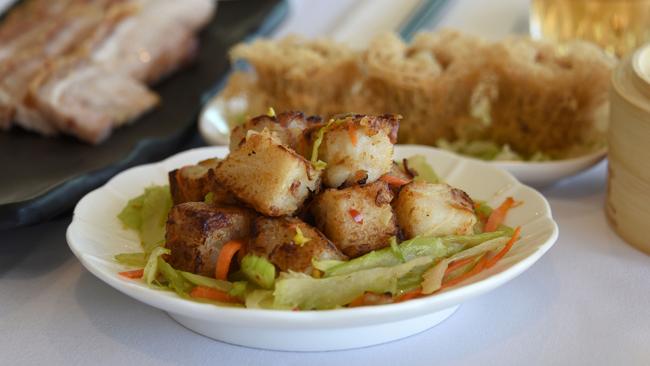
(395, 182, 477, 239)
(28, 62, 159, 144)
(91, 0, 215, 84)
(169, 158, 238, 205)
(248, 217, 347, 274)
(0, 0, 129, 133)
(215, 130, 321, 216)
(0, 87, 16, 130)
(317, 114, 400, 188)
(165, 203, 255, 276)
(229, 111, 320, 154)
(311, 181, 397, 258)
(0, 54, 59, 134)
(0, 0, 118, 62)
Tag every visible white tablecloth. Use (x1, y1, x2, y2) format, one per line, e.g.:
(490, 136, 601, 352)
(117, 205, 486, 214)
(2, 1, 649, 365)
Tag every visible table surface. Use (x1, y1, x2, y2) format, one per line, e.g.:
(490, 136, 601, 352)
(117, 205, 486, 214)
(3, 1, 650, 365)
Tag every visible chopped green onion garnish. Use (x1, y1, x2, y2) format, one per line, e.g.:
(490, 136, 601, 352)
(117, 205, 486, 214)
(293, 226, 311, 246)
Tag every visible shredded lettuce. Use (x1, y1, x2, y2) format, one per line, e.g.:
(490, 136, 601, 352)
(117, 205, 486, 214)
(389, 236, 405, 263)
(403, 155, 439, 183)
(114, 252, 147, 267)
(157, 257, 192, 297)
(474, 200, 493, 218)
(180, 271, 232, 292)
(274, 256, 433, 310)
(117, 195, 144, 231)
(117, 185, 172, 253)
(316, 231, 509, 278)
(229, 281, 249, 299)
(317, 237, 455, 277)
(436, 138, 551, 162)
(440, 230, 508, 247)
(143, 246, 170, 285)
(311, 259, 345, 272)
(395, 263, 432, 295)
(241, 254, 276, 289)
(244, 289, 292, 310)
(421, 236, 510, 294)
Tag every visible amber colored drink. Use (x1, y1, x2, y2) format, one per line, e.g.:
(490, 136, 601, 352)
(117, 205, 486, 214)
(530, 0, 650, 57)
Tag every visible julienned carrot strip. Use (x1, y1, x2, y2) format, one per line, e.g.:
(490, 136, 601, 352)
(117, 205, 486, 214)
(485, 227, 521, 269)
(347, 123, 358, 146)
(190, 286, 241, 303)
(484, 197, 515, 232)
(348, 294, 366, 307)
(215, 240, 244, 280)
(395, 289, 422, 302)
(119, 269, 144, 279)
(441, 227, 521, 289)
(379, 174, 411, 187)
(237, 246, 247, 263)
(444, 256, 478, 276)
(441, 255, 489, 289)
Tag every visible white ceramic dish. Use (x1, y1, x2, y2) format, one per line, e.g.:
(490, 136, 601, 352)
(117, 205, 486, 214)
(488, 148, 607, 188)
(66, 145, 558, 351)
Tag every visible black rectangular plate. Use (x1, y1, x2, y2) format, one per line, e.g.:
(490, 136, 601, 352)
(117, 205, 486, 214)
(0, 0, 288, 230)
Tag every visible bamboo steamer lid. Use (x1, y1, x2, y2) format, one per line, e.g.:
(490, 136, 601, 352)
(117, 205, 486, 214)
(607, 43, 650, 254)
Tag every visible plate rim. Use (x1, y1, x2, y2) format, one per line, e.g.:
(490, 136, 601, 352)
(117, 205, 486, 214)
(67, 144, 559, 327)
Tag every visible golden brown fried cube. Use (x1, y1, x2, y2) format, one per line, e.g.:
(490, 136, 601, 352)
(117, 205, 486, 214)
(316, 114, 400, 188)
(311, 181, 397, 258)
(215, 130, 321, 216)
(395, 182, 477, 239)
(248, 216, 347, 274)
(229, 111, 320, 155)
(165, 202, 255, 276)
(168, 158, 237, 205)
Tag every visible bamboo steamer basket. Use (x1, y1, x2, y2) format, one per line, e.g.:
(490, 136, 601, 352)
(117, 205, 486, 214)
(607, 44, 650, 254)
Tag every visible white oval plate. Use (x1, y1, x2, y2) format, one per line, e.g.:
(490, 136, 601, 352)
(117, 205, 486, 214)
(67, 145, 558, 351)
(489, 148, 607, 188)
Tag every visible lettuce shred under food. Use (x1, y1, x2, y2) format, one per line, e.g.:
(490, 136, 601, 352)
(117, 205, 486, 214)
(241, 254, 276, 290)
(143, 246, 170, 285)
(274, 256, 434, 310)
(157, 257, 193, 297)
(180, 271, 232, 292)
(401, 154, 439, 183)
(317, 231, 507, 278)
(114, 252, 147, 267)
(117, 185, 172, 253)
(421, 236, 510, 294)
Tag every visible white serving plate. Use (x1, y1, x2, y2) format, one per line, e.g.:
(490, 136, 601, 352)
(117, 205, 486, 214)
(490, 148, 607, 188)
(66, 145, 558, 351)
